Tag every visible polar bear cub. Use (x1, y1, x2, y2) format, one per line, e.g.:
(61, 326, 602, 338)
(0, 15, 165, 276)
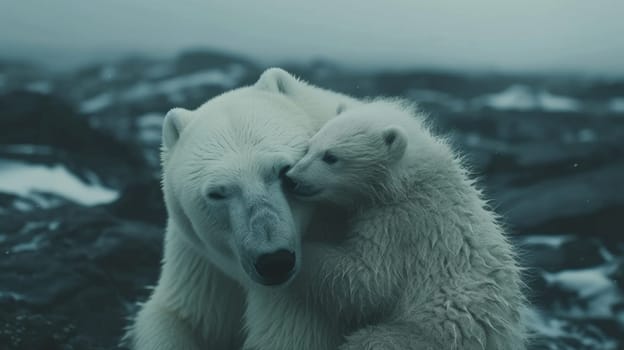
(286, 100, 527, 350)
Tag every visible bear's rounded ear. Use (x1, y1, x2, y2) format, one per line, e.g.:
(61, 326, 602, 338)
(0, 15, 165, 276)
(163, 108, 193, 149)
(336, 103, 347, 115)
(381, 125, 407, 161)
(255, 68, 298, 95)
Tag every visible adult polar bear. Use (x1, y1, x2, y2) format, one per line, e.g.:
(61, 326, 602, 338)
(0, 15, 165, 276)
(126, 68, 361, 350)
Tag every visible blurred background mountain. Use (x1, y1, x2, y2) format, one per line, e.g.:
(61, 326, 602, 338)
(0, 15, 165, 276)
(1, 1, 623, 349)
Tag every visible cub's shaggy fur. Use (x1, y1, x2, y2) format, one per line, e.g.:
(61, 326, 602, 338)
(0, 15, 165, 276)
(286, 100, 527, 349)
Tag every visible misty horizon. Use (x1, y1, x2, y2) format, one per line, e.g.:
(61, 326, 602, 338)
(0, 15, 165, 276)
(1, 0, 623, 77)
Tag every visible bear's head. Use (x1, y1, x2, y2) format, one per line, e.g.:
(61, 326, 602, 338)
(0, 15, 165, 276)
(285, 103, 408, 205)
(161, 87, 313, 287)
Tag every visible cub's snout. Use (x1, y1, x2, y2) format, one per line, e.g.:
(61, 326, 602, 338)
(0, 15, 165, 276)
(284, 171, 322, 198)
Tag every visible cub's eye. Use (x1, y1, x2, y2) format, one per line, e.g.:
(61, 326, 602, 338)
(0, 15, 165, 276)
(278, 164, 291, 178)
(208, 191, 227, 200)
(322, 151, 338, 165)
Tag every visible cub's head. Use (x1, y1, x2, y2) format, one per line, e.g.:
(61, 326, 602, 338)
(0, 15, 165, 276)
(285, 105, 407, 205)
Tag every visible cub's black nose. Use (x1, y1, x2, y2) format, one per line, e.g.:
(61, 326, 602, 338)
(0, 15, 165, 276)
(281, 173, 298, 192)
(254, 249, 296, 286)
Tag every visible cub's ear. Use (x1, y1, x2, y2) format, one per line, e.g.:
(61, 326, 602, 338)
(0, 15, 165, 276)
(381, 125, 407, 161)
(255, 68, 299, 95)
(163, 108, 193, 149)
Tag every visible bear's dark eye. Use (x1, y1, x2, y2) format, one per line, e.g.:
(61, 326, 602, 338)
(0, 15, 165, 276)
(208, 191, 227, 200)
(278, 165, 291, 178)
(322, 151, 338, 165)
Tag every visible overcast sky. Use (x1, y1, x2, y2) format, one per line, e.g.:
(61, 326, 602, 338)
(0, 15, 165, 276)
(1, 0, 623, 75)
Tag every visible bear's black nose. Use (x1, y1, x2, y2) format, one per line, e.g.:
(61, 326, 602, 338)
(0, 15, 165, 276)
(254, 249, 296, 286)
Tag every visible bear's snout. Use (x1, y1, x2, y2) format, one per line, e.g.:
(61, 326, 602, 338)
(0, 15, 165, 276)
(253, 249, 296, 286)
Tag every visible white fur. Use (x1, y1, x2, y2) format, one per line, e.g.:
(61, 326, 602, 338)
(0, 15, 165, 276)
(286, 100, 528, 349)
(255, 68, 362, 130)
(126, 69, 362, 350)
(125, 69, 526, 350)
(124, 81, 328, 349)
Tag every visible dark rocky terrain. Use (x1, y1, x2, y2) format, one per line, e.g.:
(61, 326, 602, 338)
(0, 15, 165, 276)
(0, 50, 623, 349)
